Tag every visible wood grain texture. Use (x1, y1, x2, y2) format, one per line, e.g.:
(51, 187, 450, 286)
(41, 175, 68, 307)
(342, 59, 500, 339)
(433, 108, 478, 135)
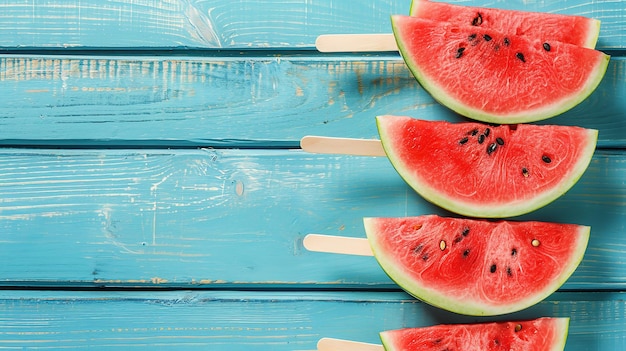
(0, 290, 623, 350)
(0, 148, 624, 289)
(0, 0, 623, 49)
(0, 0, 624, 347)
(1, 55, 625, 147)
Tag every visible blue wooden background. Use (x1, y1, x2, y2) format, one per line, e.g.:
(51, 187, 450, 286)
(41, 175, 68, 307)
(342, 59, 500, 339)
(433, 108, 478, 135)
(0, 0, 625, 349)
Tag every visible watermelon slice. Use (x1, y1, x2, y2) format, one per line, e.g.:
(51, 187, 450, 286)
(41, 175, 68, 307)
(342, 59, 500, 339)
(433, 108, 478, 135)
(391, 16, 610, 124)
(364, 215, 589, 316)
(380, 317, 569, 351)
(377, 115, 597, 218)
(409, 0, 600, 48)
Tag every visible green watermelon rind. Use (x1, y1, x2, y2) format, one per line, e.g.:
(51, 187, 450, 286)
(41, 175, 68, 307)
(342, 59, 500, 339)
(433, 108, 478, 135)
(390, 15, 610, 124)
(585, 19, 602, 49)
(408, 0, 602, 49)
(364, 217, 590, 316)
(379, 317, 570, 351)
(553, 318, 571, 351)
(376, 115, 599, 218)
(582, 19, 602, 49)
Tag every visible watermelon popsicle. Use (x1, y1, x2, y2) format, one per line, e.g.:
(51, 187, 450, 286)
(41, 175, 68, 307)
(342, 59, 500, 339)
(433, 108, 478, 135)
(390, 16, 608, 124)
(301, 115, 597, 219)
(320, 2, 610, 125)
(316, 0, 600, 52)
(303, 215, 589, 316)
(315, 317, 569, 351)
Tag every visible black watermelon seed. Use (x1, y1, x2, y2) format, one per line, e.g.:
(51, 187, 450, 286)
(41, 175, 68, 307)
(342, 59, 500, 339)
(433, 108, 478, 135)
(490, 264, 497, 273)
(470, 129, 479, 136)
(484, 128, 490, 137)
(543, 42, 551, 51)
(455, 47, 466, 58)
(472, 13, 483, 26)
(462, 227, 470, 236)
(496, 137, 504, 145)
(507, 267, 513, 277)
(483, 34, 492, 41)
(463, 249, 470, 257)
(478, 134, 485, 144)
(522, 167, 529, 177)
(468, 33, 477, 41)
(511, 248, 518, 256)
(503, 37, 510, 46)
(542, 155, 552, 163)
(487, 143, 497, 155)
(459, 137, 469, 145)
(413, 244, 423, 254)
(422, 254, 429, 261)
(516, 52, 526, 62)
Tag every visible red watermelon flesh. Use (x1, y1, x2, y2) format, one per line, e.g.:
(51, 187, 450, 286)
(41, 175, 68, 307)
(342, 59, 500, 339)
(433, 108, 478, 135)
(410, 0, 600, 48)
(377, 115, 597, 218)
(391, 16, 610, 124)
(380, 317, 569, 351)
(364, 215, 589, 316)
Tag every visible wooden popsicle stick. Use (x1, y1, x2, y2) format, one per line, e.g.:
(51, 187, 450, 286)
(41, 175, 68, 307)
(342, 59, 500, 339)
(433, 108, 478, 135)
(303, 234, 373, 256)
(300, 136, 386, 157)
(315, 34, 398, 53)
(317, 337, 384, 351)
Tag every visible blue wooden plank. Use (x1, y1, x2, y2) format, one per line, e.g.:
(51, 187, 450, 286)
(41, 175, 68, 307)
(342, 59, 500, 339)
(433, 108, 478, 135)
(0, 0, 623, 50)
(0, 290, 623, 349)
(1, 55, 624, 147)
(0, 148, 624, 289)
(0, 0, 409, 49)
